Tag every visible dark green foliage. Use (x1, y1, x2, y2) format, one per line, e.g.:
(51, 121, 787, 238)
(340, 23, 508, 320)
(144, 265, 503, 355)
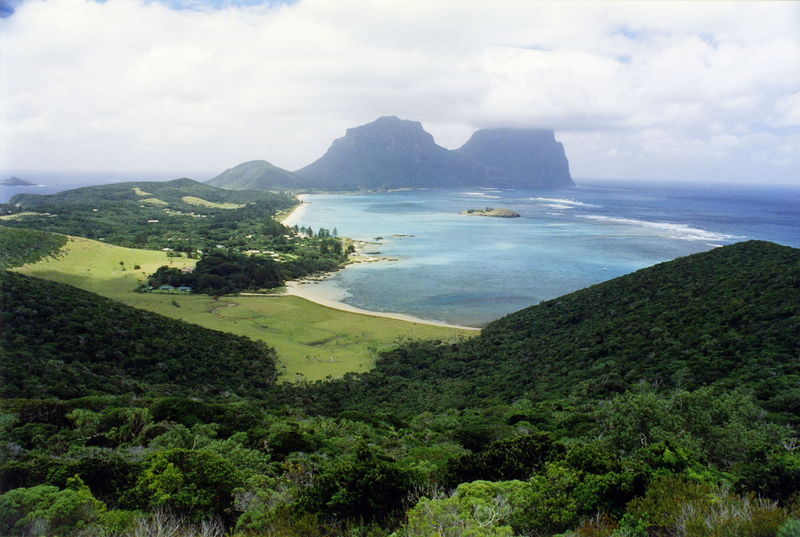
(1, 240, 799, 535)
(267, 429, 321, 460)
(0, 478, 107, 537)
(297, 445, 413, 524)
(294, 241, 800, 418)
(4, 179, 294, 253)
(10, 177, 287, 209)
(148, 251, 283, 294)
(0, 270, 278, 398)
(133, 448, 240, 520)
(444, 433, 561, 486)
(149, 398, 263, 438)
(0, 226, 67, 268)
(47, 451, 141, 506)
(5, 181, 351, 288)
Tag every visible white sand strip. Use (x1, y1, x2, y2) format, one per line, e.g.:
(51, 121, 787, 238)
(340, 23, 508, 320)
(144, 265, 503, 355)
(284, 281, 480, 331)
(281, 194, 309, 226)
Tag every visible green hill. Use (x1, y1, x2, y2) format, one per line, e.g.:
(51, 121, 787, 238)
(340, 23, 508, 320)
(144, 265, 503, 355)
(300, 241, 800, 416)
(1, 178, 295, 253)
(0, 270, 278, 399)
(1, 241, 799, 537)
(207, 160, 308, 190)
(0, 226, 67, 269)
(8, 177, 290, 209)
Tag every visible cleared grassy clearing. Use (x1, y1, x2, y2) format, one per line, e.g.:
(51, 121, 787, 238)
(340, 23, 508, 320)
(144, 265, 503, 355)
(15, 236, 471, 381)
(140, 197, 168, 205)
(180, 196, 244, 209)
(0, 212, 53, 221)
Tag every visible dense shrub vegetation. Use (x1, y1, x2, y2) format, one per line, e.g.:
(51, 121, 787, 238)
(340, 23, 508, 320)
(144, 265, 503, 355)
(1, 221, 799, 535)
(2, 179, 353, 290)
(2, 179, 295, 253)
(0, 226, 67, 269)
(147, 234, 348, 295)
(290, 241, 800, 421)
(0, 271, 278, 398)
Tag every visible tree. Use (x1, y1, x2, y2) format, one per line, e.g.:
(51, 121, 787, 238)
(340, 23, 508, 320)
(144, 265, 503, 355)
(297, 445, 412, 524)
(133, 448, 241, 521)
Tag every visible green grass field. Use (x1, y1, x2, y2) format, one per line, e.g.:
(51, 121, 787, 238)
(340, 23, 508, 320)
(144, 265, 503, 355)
(15, 236, 471, 380)
(180, 195, 244, 209)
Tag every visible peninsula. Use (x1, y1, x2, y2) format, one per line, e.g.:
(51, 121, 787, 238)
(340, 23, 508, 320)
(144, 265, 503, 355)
(0, 176, 35, 186)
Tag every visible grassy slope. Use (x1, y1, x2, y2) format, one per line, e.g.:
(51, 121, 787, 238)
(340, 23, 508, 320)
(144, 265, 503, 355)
(15, 236, 468, 380)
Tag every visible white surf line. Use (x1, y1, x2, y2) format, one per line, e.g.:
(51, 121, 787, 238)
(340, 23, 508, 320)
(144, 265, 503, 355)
(284, 280, 481, 331)
(577, 214, 741, 242)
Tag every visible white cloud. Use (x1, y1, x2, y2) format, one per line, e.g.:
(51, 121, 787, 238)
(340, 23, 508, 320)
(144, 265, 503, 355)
(0, 0, 798, 183)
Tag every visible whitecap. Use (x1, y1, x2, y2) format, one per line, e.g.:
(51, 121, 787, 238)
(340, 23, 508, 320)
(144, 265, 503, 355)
(463, 192, 501, 198)
(529, 197, 597, 207)
(578, 215, 742, 242)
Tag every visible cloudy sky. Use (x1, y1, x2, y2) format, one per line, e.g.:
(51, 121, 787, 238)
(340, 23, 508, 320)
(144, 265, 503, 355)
(1, 0, 799, 183)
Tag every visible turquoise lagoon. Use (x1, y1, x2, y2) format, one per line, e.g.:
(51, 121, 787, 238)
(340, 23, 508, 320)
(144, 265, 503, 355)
(290, 180, 800, 327)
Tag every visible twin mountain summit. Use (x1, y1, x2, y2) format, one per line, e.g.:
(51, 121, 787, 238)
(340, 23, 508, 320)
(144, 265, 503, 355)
(209, 116, 574, 191)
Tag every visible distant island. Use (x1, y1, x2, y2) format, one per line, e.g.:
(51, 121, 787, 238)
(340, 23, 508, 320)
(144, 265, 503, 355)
(0, 176, 35, 186)
(460, 207, 520, 218)
(208, 116, 574, 191)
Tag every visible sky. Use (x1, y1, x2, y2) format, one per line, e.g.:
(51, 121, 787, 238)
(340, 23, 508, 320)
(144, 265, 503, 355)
(1, 0, 799, 183)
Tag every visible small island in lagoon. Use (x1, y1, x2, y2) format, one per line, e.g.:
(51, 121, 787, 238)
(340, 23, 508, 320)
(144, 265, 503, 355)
(460, 207, 520, 218)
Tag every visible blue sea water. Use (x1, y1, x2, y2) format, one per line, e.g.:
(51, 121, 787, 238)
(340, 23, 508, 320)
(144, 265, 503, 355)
(291, 180, 800, 327)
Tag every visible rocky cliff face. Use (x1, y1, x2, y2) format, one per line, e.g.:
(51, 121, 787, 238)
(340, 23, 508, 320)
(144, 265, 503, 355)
(295, 116, 483, 190)
(455, 128, 573, 188)
(211, 117, 574, 191)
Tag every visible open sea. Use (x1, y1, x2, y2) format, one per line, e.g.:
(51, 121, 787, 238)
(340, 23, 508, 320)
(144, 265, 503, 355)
(290, 180, 800, 327)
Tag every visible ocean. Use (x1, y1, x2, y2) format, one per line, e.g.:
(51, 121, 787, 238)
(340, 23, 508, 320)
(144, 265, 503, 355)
(289, 180, 800, 327)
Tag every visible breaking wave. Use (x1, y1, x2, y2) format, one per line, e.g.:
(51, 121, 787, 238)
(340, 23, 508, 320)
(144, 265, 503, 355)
(578, 215, 742, 242)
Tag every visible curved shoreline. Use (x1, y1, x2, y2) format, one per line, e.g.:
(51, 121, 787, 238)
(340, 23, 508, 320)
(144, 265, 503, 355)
(280, 192, 480, 332)
(281, 194, 309, 226)
(284, 280, 481, 331)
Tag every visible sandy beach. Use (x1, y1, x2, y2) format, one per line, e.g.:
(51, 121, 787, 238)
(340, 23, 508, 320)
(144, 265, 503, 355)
(279, 193, 478, 331)
(284, 279, 480, 331)
(280, 194, 309, 226)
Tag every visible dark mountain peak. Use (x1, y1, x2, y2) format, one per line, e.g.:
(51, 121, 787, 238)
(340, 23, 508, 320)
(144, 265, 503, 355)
(464, 127, 557, 143)
(455, 127, 573, 188)
(338, 116, 434, 146)
(217, 116, 573, 191)
(295, 116, 470, 190)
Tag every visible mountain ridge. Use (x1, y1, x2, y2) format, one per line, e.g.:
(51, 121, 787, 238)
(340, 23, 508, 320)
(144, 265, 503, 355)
(208, 116, 574, 191)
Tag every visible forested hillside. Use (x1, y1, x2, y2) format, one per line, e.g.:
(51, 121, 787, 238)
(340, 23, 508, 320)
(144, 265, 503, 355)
(295, 241, 800, 419)
(0, 226, 67, 269)
(1, 179, 294, 253)
(1, 181, 352, 292)
(1, 242, 799, 537)
(0, 271, 278, 398)
(7, 178, 289, 209)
